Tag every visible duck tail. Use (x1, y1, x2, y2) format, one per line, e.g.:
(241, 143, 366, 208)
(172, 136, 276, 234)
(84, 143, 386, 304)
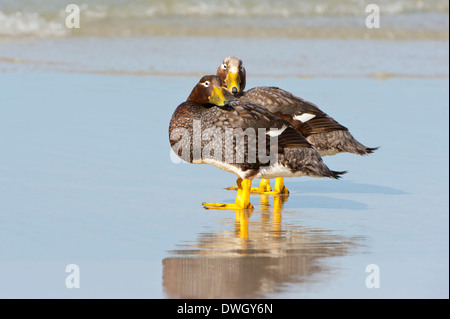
(330, 170, 347, 179)
(364, 146, 379, 154)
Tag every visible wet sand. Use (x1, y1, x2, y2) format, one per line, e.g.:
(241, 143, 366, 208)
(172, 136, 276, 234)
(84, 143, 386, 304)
(0, 36, 448, 298)
(0, 37, 448, 78)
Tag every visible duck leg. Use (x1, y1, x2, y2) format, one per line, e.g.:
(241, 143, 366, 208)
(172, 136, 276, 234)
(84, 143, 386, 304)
(259, 177, 290, 195)
(226, 178, 272, 193)
(203, 178, 254, 210)
(257, 179, 272, 193)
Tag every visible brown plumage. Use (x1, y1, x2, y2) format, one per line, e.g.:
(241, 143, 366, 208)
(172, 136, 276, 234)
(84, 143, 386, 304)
(169, 75, 346, 208)
(169, 75, 344, 180)
(217, 56, 378, 156)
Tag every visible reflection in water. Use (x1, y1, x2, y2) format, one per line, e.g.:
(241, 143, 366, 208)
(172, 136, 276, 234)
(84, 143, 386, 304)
(163, 194, 363, 298)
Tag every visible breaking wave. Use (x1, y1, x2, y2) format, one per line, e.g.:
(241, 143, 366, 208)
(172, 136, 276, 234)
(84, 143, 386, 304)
(0, 0, 448, 37)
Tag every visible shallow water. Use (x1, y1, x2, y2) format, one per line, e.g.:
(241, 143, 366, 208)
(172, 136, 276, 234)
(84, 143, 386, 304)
(0, 59, 448, 297)
(0, 37, 448, 78)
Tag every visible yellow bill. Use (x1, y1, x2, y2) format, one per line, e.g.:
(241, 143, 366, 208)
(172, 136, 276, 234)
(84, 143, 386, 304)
(209, 85, 228, 106)
(225, 71, 240, 94)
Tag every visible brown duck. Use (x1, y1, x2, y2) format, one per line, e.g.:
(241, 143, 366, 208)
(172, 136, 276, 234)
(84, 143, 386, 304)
(169, 75, 346, 209)
(217, 56, 377, 194)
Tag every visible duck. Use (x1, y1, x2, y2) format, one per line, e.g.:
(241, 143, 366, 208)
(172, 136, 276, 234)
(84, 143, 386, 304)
(216, 56, 378, 194)
(169, 75, 346, 210)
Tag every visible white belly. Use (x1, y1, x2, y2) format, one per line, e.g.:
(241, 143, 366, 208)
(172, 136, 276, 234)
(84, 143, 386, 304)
(254, 163, 308, 179)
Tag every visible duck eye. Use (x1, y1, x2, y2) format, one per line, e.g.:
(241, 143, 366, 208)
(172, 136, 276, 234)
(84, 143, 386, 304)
(222, 64, 227, 69)
(203, 81, 210, 87)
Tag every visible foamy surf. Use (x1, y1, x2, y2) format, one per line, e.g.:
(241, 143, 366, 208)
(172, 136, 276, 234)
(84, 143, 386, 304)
(0, 10, 67, 37)
(0, 0, 448, 39)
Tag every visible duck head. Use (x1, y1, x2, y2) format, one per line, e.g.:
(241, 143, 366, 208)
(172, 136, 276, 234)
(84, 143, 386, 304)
(216, 56, 246, 95)
(187, 75, 229, 107)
